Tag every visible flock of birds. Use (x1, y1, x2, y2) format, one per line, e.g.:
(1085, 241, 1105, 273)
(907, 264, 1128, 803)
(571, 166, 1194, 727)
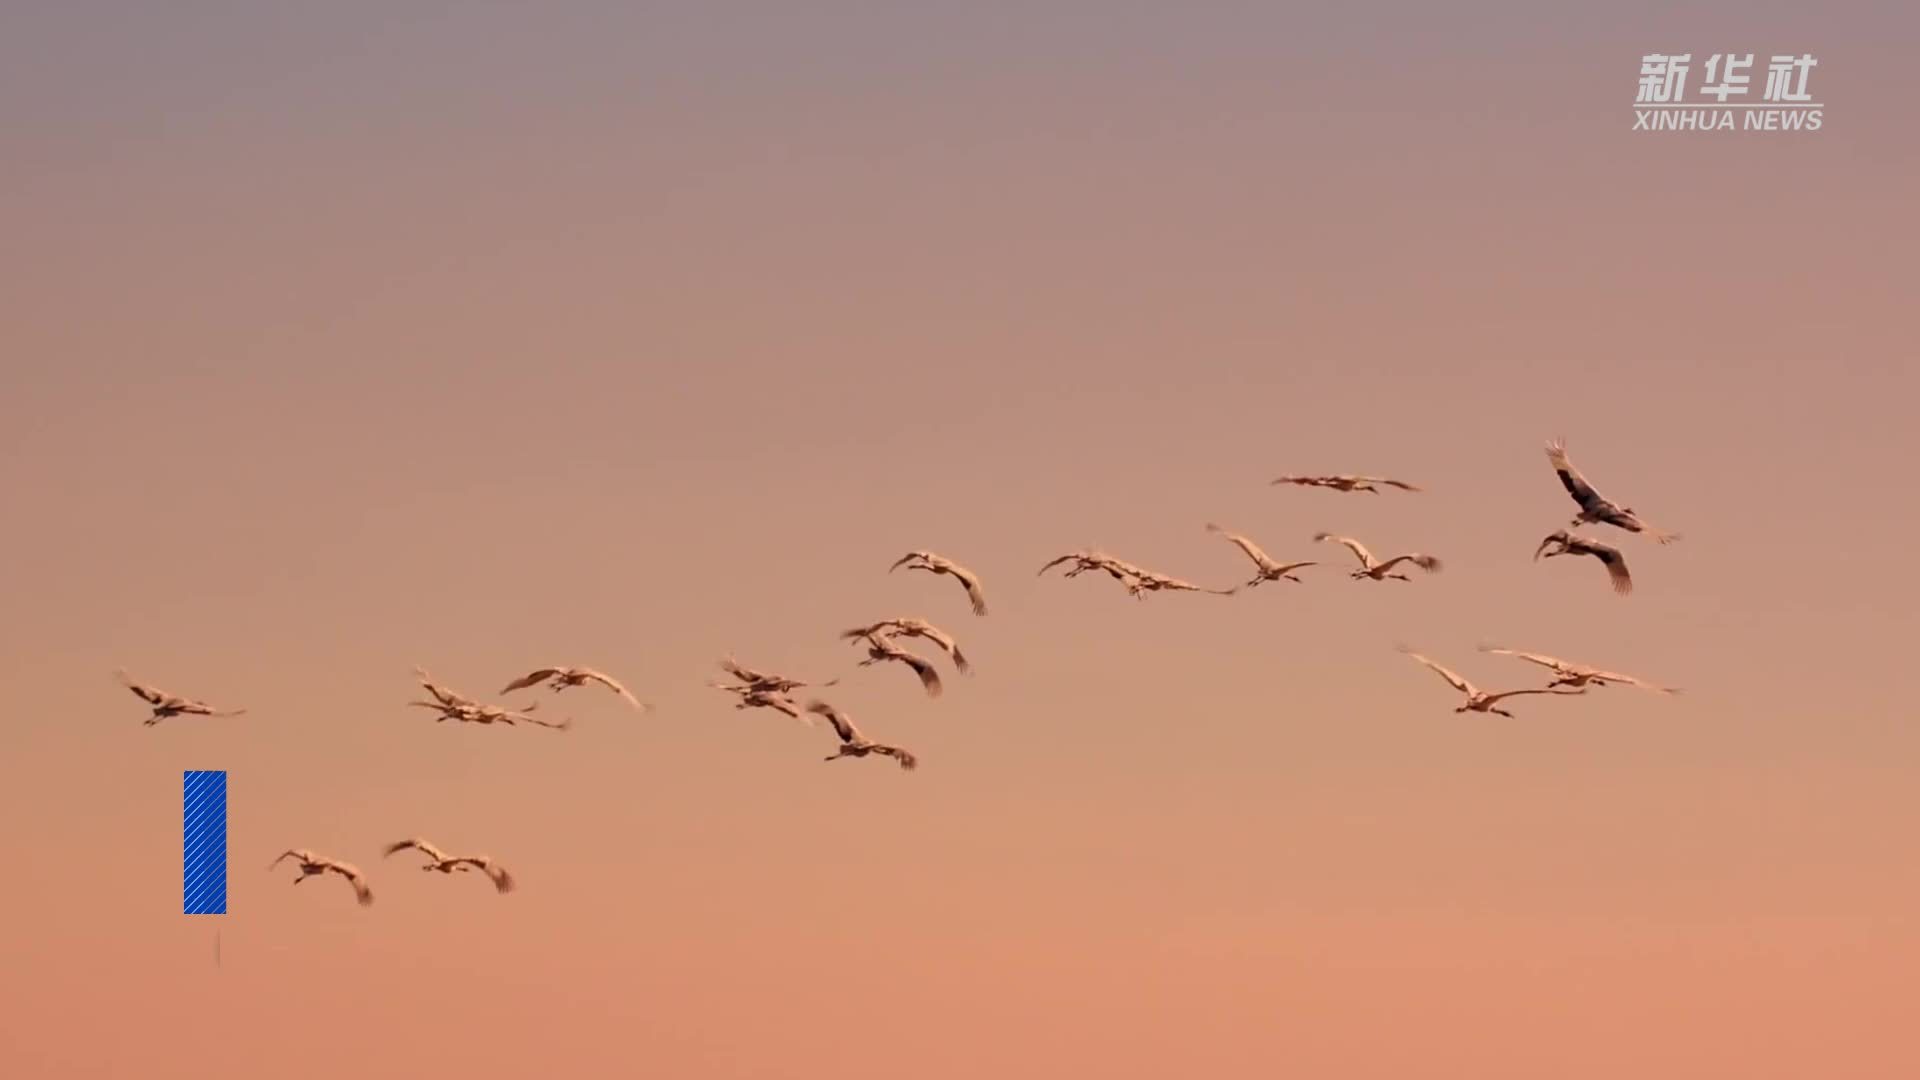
(132, 439, 1681, 909)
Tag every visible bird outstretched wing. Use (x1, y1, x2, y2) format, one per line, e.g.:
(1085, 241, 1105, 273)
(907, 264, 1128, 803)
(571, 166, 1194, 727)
(579, 669, 647, 710)
(1206, 523, 1274, 570)
(1480, 687, 1588, 705)
(1374, 553, 1442, 575)
(115, 670, 166, 705)
(1590, 669, 1680, 694)
(383, 837, 448, 863)
(805, 700, 858, 744)
(499, 668, 562, 694)
(1477, 645, 1571, 672)
(1397, 645, 1475, 695)
(1577, 539, 1634, 595)
(1313, 532, 1374, 568)
(1545, 438, 1604, 509)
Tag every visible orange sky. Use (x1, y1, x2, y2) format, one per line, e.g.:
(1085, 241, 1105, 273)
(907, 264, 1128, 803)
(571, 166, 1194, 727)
(3, 3, 1918, 1077)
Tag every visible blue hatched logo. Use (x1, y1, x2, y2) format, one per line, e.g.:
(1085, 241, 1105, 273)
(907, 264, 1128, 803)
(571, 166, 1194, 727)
(183, 770, 228, 915)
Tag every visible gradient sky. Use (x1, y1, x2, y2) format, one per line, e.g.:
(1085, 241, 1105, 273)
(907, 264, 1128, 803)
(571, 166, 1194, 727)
(4, 3, 1917, 1077)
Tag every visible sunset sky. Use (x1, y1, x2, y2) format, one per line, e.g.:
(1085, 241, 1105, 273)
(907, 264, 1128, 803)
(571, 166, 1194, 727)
(3, 3, 1917, 1077)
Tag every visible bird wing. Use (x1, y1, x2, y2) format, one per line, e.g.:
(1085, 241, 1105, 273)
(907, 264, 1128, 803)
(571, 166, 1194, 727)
(905, 622, 969, 673)
(805, 700, 858, 743)
(1364, 477, 1423, 491)
(484, 863, 515, 893)
(579, 669, 646, 710)
(1206, 523, 1275, 570)
(1270, 475, 1325, 487)
(1477, 646, 1571, 672)
(115, 670, 166, 705)
(1589, 669, 1679, 694)
(891, 648, 943, 697)
(1383, 553, 1441, 574)
(950, 564, 989, 616)
(761, 694, 806, 720)
(499, 668, 561, 694)
(876, 745, 919, 771)
(1545, 438, 1605, 509)
(1269, 561, 1318, 575)
(414, 668, 474, 708)
(452, 857, 515, 893)
(1481, 687, 1588, 705)
(1312, 532, 1374, 568)
(1036, 553, 1082, 577)
(1398, 646, 1475, 695)
(717, 656, 764, 684)
(325, 862, 374, 906)
(1575, 539, 1634, 595)
(383, 838, 447, 862)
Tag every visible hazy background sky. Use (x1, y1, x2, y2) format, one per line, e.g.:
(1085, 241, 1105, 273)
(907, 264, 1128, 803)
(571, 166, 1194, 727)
(3, 2, 1917, 1077)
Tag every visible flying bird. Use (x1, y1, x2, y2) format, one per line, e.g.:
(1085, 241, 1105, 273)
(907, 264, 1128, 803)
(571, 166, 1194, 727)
(1478, 645, 1681, 694)
(269, 849, 374, 906)
(805, 700, 919, 770)
(711, 681, 812, 724)
(1396, 646, 1588, 717)
(115, 670, 245, 725)
(412, 667, 477, 710)
(716, 656, 838, 695)
(408, 694, 570, 731)
(1205, 523, 1318, 589)
(383, 838, 516, 894)
(1272, 474, 1422, 494)
(1038, 550, 1146, 591)
(1313, 533, 1443, 582)
(847, 631, 944, 697)
(1040, 551, 1233, 598)
(1534, 530, 1633, 596)
(1128, 571, 1238, 597)
(890, 551, 988, 616)
(499, 666, 648, 711)
(1544, 439, 1679, 543)
(842, 618, 970, 674)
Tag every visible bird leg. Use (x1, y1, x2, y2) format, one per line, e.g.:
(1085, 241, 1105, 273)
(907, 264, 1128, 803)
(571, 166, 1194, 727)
(1389, 574, 1411, 582)
(1493, 709, 1514, 718)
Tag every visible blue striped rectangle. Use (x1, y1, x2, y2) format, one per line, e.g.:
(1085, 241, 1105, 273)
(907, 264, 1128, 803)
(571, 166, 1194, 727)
(183, 770, 227, 915)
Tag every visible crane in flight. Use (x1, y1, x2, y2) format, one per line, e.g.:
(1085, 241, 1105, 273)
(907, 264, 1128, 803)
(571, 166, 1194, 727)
(846, 631, 945, 697)
(1271, 474, 1422, 494)
(1396, 646, 1588, 718)
(1544, 439, 1680, 543)
(840, 618, 971, 674)
(269, 849, 374, 906)
(1205, 523, 1319, 589)
(716, 656, 838, 695)
(499, 666, 648, 711)
(1533, 530, 1633, 596)
(805, 700, 919, 771)
(115, 670, 245, 726)
(1313, 533, 1443, 582)
(1477, 645, 1680, 694)
(382, 838, 516, 893)
(890, 551, 988, 616)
